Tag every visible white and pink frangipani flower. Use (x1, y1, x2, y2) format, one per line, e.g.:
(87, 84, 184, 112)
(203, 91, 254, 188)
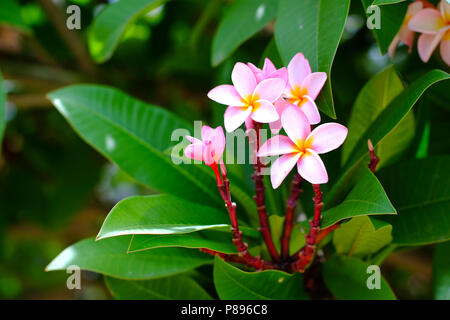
(207, 62, 286, 132)
(184, 125, 226, 166)
(408, 0, 450, 66)
(258, 106, 348, 188)
(283, 53, 327, 125)
(247, 58, 288, 84)
(388, 1, 424, 58)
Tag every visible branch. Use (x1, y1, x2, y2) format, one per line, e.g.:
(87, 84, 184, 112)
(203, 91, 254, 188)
(251, 122, 280, 262)
(281, 174, 303, 260)
(37, 0, 96, 75)
(212, 163, 276, 270)
(291, 184, 323, 272)
(368, 139, 379, 173)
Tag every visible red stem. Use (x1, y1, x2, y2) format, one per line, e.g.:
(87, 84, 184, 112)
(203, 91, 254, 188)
(281, 174, 303, 260)
(291, 184, 323, 272)
(211, 162, 276, 270)
(251, 122, 280, 262)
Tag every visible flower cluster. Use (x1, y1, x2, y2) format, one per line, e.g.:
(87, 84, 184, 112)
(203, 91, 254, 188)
(192, 53, 347, 188)
(182, 52, 349, 271)
(389, 0, 450, 66)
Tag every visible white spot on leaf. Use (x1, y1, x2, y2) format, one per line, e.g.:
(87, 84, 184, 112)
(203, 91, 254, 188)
(105, 134, 116, 152)
(255, 4, 265, 20)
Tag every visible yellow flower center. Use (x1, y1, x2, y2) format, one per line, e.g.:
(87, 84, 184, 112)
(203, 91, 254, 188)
(294, 136, 313, 153)
(443, 29, 450, 41)
(241, 93, 261, 111)
(286, 85, 309, 107)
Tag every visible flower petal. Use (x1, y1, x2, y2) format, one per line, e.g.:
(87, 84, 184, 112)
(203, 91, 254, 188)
(250, 100, 279, 123)
(301, 72, 327, 100)
(207, 85, 244, 106)
(287, 53, 312, 88)
(307, 123, 348, 154)
(269, 119, 282, 134)
(270, 153, 301, 189)
(417, 29, 446, 62)
(253, 78, 286, 102)
(388, 34, 401, 58)
(281, 105, 311, 142)
(440, 0, 450, 22)
(186, 135, 201, 144)
(224, 106, 252, 132)
(408, 1, 423, 15)
(231, 62, 257, 98)
(297, 150, 328, 184)
(268, 67, 289, 83)
(201, 125, 214, 141)
(270, 99, 290, 134)
(210, 127, 226, 161)
(247, 62, 263, 82)
(184, 143, 204, 161)
(299, 96, 321, 125)
(440, 38, 450, 66)
(258, 135, 298, 157)
(262, 58, 277, 75)
(408, 8, 443, 34)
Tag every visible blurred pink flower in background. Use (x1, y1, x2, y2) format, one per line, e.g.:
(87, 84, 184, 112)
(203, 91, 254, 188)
(388, 1, 424, 58)
(408, 0, 450, 66)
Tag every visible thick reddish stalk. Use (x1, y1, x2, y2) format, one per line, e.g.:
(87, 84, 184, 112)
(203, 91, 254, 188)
(291, 184, 323, 272)
(281, 174, 303, 260)
(251, 122, 280, 262)
(212, 162, 276, 270)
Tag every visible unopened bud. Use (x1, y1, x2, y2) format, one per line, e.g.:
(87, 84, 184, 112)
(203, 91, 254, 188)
(368, 139, 374, 152)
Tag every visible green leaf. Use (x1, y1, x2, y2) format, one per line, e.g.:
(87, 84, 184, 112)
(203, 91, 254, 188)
(46, 236, 211, 280)
(0, 70, 5, 155)
(361, 0, 407, 55)
(323, 255, 396, 300)
(260, 39, 283, 69)
(212, 0, 278, 66)
(0, 0, 29, 31)
(275, 0, 350, 118)
(88, 0, 167, 63)
(47, 84, 221, 207)
(213, 256, 308, 300)
(97, 195, 230, 240)
(321, 169, 396, 228)
(333, 216, 392, 258)
(342, 66, 414, 169)
(433, 241, 450, 300)
(372, 0, 407, 6)
(128, 227, 260, 254)
(378, 156, 450, 245)
(105, 275, 212, 299)
(327, 70, 450, 208)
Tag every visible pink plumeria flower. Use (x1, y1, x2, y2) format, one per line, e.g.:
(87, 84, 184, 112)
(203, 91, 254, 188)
(408, 0, 450, 66)
(247, 58, 288, 84)
(283, 53, 327, 125)
(184, 125, 226, 166)
(258, 106, 348, 188)
(207, 62, 286, 132)
(388, 1, 424, 58)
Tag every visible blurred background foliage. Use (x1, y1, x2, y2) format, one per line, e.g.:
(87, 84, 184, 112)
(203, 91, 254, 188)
(0, 0, 448, 299)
